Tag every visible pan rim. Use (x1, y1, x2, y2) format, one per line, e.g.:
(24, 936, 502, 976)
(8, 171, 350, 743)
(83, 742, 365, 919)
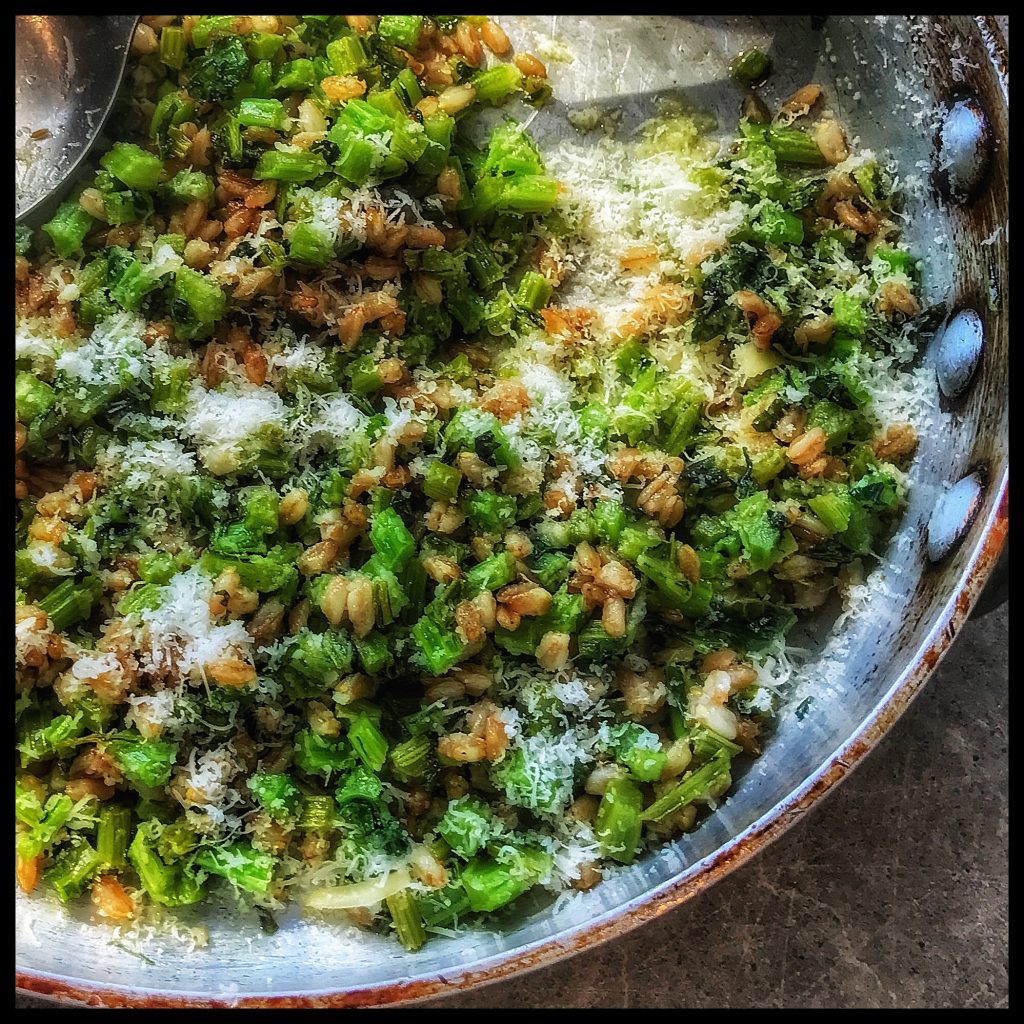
(16, 13, 1009, 1009)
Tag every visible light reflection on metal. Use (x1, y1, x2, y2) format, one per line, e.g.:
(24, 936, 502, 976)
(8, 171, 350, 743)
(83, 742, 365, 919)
(927, 473, 985, 564)
(936, 96, 993, 202)
(935, 308, 984, 399)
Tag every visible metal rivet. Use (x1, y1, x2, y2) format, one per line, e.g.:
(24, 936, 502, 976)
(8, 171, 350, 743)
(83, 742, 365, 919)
(926, 473, 984, 564)
(934, 308, 984, 399)
(936, 97, 992, 201)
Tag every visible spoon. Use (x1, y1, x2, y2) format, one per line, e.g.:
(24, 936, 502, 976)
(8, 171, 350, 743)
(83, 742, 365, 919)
(15, 14, 139, 224)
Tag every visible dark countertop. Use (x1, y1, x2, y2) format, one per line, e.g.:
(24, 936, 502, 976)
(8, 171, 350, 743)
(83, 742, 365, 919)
(18, 603, 1008, 1010)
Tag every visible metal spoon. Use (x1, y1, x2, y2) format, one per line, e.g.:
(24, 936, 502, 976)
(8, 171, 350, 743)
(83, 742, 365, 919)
(15, 14, 139, 224)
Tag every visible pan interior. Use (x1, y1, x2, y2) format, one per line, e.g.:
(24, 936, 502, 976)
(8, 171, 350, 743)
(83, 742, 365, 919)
(16, 14, 1006, 1005)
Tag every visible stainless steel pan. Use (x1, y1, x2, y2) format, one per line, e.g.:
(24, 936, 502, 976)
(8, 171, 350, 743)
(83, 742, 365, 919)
(15, 14, 1008, 1008)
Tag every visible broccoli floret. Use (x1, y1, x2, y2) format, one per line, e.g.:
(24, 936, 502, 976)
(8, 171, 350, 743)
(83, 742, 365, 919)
(249, 772, 302, 820)
(337, 800, 409, 859)
(276, 628, 354, 699)
(186, 37, 250, 102)
(437, 795, 495, 860)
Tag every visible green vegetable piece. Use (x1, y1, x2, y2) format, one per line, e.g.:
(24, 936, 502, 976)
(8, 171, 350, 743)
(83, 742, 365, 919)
(15, 787, 74, 859)
(165, 168, 215, 204)
(15, 224, 33, 256)
(18, 712, 85, 766)
(189, 15, 236, 48)
(288, 221, 334, 267)
(472, 63, 524, 105)
(326, 34, 370, 76)
(392, 67, 423, 108)
(186, 35, 251, 101)
(807, 488, 854, 533)
(100, 142, 165, 189)
(38, 577, 103, 632)
(593, 500, 626, 546)
(831, 292, 867, 337)
(730, 47, 771, 84)
(807, 399, 856, 450)
(238, 97, 288, 130)
(45, 839, 104, 902)
(370, 507, 416, 572)
(348, 713, 388, 772)
(850, 469, 899, 509)
(293, 728, 353, 780)
(410, 615, 465, 676)
(873, 245, 917, 279)
(354, 631, 393, 675)
(249, 772, 301, 820)
(42, 201, 94, 258)
(515, 270, 553, 311)
(729, 492, 790, 572)
(279, 629, 354, 697)
(419, 880, 473, 927)
(275, 58, 317, 91)
(156, 819, 198, 862)
(96, 804, 132, 870)
(195, 841, 275, 894)
(423, 460, 463, 504)
(528, 552, 571, 592)
(158, 25, 188, 69)
(752, 199, 804, 245)
(690, 727, 743, 762)
(853, 162, 880, 205)
(386, 888, 426, 951)
(172, 266, 227, 340)
(254, 149, 329, 182)
(462, 490, 517, 534)
(107, 737, 179, 789)
(377, 15, 424, 49)
(15, 372, 56, 424)
(128, 820, 206, 906)
(298, 794, 336, 832)
(335, 764, 383, 806)
(461, 846, 552, 913)
(437, 795, 494, 860)
(247, 31, 285, 61)
(388, 734, 432, 782)
(765, 126, 827, 166)
(603, 723, 668, 782)
(594, 777, 643, 865)
(635, 551, 713, 617)
(641, 750, 732, 822)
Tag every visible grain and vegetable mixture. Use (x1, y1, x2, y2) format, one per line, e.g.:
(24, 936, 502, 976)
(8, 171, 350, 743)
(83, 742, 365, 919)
(15, 15, 929, 949)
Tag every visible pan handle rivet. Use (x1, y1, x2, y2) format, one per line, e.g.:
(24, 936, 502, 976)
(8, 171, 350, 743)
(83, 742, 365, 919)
(934, 308, 984, 399)
(936, 96, 992, 201)
(926, 472, 985, 564)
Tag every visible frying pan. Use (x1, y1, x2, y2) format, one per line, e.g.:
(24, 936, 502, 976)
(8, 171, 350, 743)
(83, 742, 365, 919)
(15, 14, 1008, 1008)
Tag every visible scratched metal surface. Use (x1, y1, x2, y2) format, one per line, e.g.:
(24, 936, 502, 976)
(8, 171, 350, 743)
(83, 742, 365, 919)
(16, 14, 1008, 1007)
(14, 16, 137, 221)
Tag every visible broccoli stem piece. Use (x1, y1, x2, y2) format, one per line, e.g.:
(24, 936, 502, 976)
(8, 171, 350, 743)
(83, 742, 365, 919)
(96, 804, 132, 870)
(594, 777, 643, 865)
(37, 577, 103, 632)
(386, 888, 427, 951)
(641, 751, 733, 823)
(45, 839, 104, 902)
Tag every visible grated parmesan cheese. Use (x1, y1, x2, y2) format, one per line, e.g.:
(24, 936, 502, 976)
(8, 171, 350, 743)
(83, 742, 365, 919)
(181, 383, 289, 476)
(137, 568, 255, 683)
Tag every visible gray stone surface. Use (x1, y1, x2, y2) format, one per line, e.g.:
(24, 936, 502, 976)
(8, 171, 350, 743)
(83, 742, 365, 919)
(17, 603, 1008, 1009)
